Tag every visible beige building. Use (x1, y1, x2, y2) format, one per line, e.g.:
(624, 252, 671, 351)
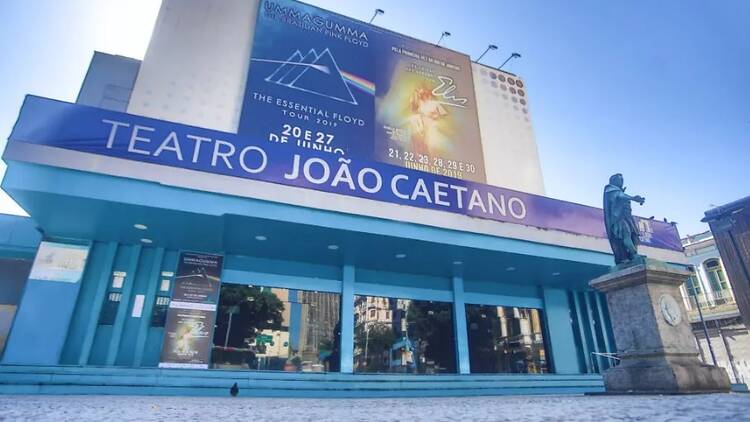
(681, 231, 749, 383)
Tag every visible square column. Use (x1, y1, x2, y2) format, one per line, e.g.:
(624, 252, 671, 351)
(339, 265, 355, 373)
(451, 275, 470, 374)
(542, 288, 582, 374)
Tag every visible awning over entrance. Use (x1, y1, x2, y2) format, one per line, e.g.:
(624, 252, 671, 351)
(2, 160, 616, 290)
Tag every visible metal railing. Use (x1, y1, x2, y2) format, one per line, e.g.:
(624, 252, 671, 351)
(591, 351, 620, 365)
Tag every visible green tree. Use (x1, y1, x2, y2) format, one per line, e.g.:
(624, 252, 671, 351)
(406, 301, 456, 373)
(465, 305, 501, 373)
(355, 322, 396, 372)
(213, 284, 284, 348)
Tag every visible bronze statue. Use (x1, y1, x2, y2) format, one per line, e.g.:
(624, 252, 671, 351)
(603, 173, 645, 265)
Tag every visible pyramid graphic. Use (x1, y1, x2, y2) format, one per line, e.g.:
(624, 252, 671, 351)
(258, 48, 358, 105)
(264, 50, 304, 83)
(276, 49, 318, 85)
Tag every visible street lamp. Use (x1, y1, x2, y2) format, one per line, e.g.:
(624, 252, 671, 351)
(475, 44, 498, 63)
(687, 267, 718, 367)
(498, 52, 521, 70)
(363, 305, 379, 367)
(369, 8, 384, 24)
(223, 305, 239, 348)
(436, 31, 451, 47)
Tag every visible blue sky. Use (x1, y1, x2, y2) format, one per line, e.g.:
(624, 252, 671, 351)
(1, 0, 748, 236)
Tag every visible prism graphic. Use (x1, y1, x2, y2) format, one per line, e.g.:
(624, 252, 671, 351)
(254, 48, 358, 105)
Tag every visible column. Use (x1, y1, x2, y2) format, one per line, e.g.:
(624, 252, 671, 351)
(696, 264, 715, 305)
(339, 265, 355, 373)
(584, 291, 604, 371)
(451, 275, 470, 374)
(594, 292, 615, 354)
(543, 288, 583, 374)
(78, 242, 118, 365)
(106, 244, 142, 365)
(133, 247, 164, 367)
(572, 291, 592, 373)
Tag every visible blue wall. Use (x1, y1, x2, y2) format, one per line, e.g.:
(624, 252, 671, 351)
(2, 238, 89, 365)
(0, 259, 33, 305)
(0, 215, 42, 361)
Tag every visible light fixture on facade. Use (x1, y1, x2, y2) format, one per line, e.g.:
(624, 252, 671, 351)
(395, 253, 407, 259)
(476, 44, 498, 63)
(134, 223, 148, 230)
(498, 52, 522, 69)
(436, 31, 451, 46)
(368, 8, 384, 24)
(254, 235, 267, 241)
(140, 238, 153, 244)
(453, 260, 463, 265)
(328, 244, 339, 250)
(552, 271, 561, 276)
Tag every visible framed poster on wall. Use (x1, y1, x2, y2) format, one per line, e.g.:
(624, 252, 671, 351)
(159, 251, 224, 369)
(28, 241, 90, 283)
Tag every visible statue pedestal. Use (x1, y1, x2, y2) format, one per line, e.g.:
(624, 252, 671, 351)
(590, 259, 730, 394)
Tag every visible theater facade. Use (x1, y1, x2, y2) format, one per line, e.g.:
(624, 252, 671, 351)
(0, 0, 687, 396)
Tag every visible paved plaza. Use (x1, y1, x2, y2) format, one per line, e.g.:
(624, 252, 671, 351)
(0, 393, 749, 421)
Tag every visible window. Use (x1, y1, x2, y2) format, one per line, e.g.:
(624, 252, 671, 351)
(685, 275, 703, 308)
(465, 304, 549, 374)
(150, 296, 170, 327)
(353, 295, 455, 374)
(685, 275, 702, 297)
(0, 258, 34, 355)
(705, 259, 729, 292)
(98, 292, 121, 325)
(210, 284, 341, 372)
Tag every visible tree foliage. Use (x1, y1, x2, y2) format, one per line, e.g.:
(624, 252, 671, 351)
(213, 284, 285, 348)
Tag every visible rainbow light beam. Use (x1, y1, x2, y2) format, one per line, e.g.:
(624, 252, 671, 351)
(340, 71, 375, 95)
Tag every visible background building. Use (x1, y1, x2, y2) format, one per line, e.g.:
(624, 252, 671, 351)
(703, 197, 750, 329)
(680, 231, 749, 383)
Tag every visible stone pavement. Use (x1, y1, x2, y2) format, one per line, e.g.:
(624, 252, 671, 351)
(0, 393, 749, 421)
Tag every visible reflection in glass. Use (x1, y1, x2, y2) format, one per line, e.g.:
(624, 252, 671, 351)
(0, 258, 32, 355)
(353, 295, 455, 374)
(210, 283, 341, 372)
(465, 305, 549, 373)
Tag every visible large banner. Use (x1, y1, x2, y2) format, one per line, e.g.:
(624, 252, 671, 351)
(159, 252, 223, 369)
(239, 0, 486, 182)
(7, 96, 683, 251)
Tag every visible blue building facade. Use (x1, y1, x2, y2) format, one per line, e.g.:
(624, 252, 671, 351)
(0, 160, 621, 395)
(0, 1, 687, 397)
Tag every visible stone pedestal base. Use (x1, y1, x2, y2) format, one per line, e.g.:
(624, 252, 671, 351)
(604, 356, 730, 394)
(590, 258, 730, 394)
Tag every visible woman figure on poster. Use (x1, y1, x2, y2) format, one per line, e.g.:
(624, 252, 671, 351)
(408, 83, 449, 156)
